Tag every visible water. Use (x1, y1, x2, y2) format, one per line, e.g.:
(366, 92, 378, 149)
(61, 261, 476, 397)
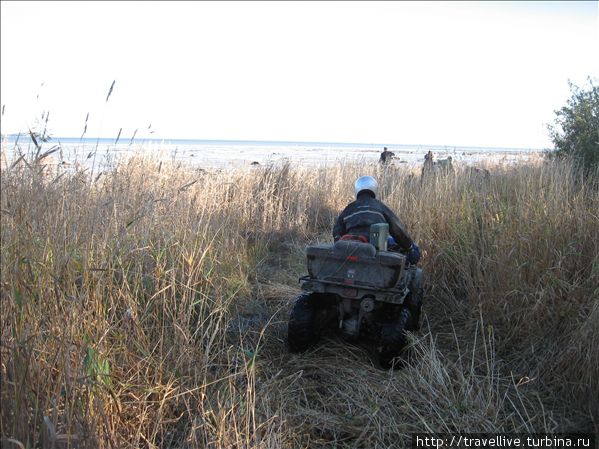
(1, 134, 546, 172)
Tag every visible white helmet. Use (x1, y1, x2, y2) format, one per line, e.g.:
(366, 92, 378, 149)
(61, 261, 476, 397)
(354, 176, 378, 198)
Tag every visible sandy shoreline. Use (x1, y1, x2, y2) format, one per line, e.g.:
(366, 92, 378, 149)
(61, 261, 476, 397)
(1, 138, 546, 172)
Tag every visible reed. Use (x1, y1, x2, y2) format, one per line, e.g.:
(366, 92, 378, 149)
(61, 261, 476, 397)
(1, 148, 597, 448)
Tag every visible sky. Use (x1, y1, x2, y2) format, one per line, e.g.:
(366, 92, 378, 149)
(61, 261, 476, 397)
(1, 1, 598, 148)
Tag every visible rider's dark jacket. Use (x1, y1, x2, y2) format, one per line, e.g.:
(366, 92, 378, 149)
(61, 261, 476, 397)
(332, 191, 414, 251)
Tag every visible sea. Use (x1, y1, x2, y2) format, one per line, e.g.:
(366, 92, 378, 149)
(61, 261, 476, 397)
(1, 135, 546, 172)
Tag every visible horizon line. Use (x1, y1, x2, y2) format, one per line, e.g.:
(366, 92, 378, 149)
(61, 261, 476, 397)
(1, 133, 548, 152)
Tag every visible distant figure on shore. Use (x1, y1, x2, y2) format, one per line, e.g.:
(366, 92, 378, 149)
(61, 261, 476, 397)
(422, 150, 434, 176)
(421, 151, 454, 179)
(379, 147, 395, 165)
(435, 156, 454, 173)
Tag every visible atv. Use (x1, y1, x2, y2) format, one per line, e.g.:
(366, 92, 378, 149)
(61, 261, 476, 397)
(287, 224, 423, 368)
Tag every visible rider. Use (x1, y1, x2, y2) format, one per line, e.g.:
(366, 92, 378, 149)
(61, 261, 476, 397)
(333, 175, 422, 328)
(379, 147, 395, 165)
(333, 176, 420, 264)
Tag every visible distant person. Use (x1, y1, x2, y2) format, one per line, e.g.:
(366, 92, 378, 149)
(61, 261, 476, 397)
(422, 150, 434, 177)
(379, 147, 395, 165)
(436, 156, 454, 173)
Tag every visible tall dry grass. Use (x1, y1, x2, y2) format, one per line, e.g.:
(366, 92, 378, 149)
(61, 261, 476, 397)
(1, 150, 597, 448)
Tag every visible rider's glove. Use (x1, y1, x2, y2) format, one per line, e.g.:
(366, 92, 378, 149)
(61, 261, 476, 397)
(406, 243, 421, 265)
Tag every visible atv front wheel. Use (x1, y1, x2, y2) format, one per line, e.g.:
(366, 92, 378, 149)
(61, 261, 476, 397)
(378, 307, 412, 369)
(288, 293, 322, 352)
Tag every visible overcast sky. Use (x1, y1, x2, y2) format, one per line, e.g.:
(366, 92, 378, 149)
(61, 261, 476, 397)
(1, 1, 597, 148)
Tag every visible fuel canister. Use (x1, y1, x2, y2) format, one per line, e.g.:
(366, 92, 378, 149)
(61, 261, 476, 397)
(369, 223, 389, 251)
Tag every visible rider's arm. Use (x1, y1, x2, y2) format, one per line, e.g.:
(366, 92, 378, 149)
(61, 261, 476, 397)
(332, 210, 347, 242)
(382, 205, 414, 251)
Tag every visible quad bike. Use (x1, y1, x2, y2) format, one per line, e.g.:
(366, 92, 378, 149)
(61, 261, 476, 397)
(287, 224, 423, 368)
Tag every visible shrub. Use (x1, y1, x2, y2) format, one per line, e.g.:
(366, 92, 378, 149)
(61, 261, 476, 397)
(548, 77, 599, 175)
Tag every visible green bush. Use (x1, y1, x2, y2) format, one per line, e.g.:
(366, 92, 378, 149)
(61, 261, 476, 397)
(548, 78, 599, 174)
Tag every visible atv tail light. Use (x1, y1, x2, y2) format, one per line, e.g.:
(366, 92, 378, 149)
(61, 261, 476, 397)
(346, 256, 358, 262)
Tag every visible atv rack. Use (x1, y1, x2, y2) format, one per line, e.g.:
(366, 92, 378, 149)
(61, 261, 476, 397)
(299, 274, 411, 305)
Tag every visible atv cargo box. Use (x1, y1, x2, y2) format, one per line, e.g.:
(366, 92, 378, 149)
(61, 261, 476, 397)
(306, 240, 406, 289)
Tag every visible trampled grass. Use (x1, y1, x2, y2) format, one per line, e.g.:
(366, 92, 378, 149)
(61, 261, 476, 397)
(1, 149, 597, 448)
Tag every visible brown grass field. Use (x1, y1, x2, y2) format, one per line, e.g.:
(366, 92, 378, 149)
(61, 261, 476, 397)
(1, 148, 598, 448)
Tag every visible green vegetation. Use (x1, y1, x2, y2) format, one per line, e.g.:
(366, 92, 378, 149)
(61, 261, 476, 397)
(1, 149, 597, 448)
(548, 78, 599, 174)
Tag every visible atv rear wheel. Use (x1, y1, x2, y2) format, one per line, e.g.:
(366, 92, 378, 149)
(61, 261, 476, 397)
(406, 268, 424, 331)
(288, 293, 323, 352)
(378, 307, 412, 369)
